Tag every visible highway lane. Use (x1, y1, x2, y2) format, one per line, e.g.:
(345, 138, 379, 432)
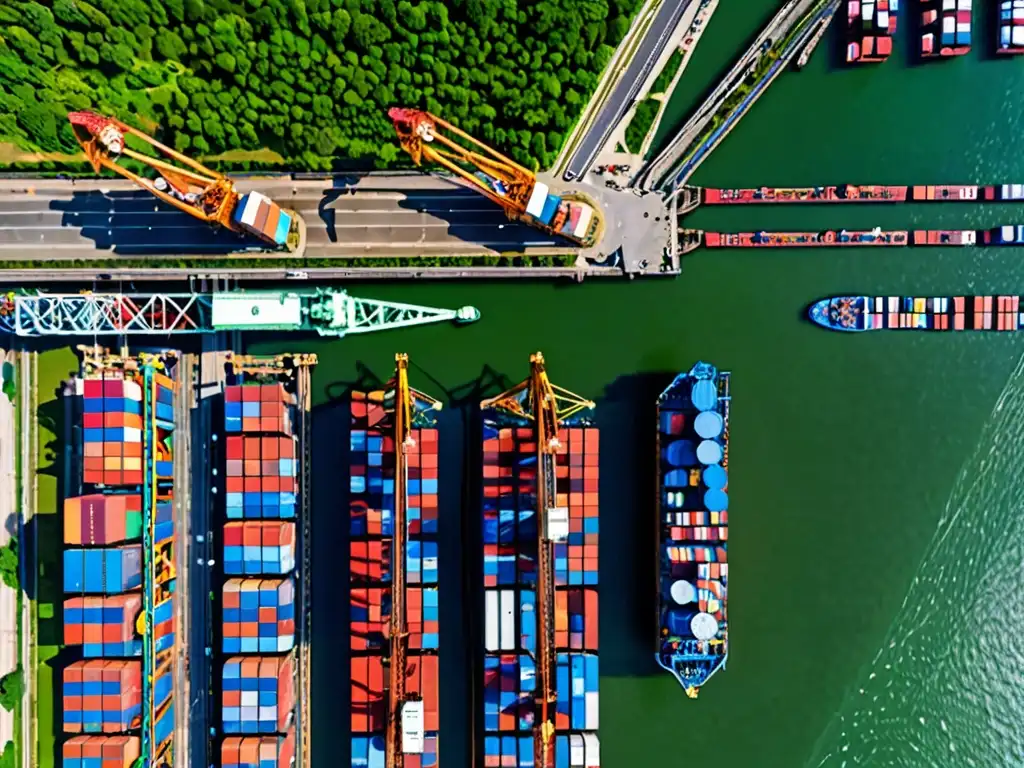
(0, 178, 573, 260)
(564, 0, 697, 181)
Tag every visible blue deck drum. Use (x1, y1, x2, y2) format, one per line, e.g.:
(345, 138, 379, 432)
(702, 464, 727, 491)
(666, 609, 698, 637)
(664, 470, 689, 489)
(696, 439, 723, 465)
(665, 439, 696, 467)
(704, 489, 729, 512)
(670, 580, 697, 605)
(694, 411, 723, 439)
(690, 379, 718, 411)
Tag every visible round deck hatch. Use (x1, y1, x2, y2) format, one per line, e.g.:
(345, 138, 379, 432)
(691, 612, 719, 641)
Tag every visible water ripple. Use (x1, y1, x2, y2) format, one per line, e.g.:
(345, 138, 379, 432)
(808, 353, 1024, 767)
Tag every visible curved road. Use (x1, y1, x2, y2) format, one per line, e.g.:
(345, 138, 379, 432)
(0, 176, 573, 261)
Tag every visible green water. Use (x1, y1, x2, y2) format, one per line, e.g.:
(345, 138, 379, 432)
(251, 6, 1024, 766)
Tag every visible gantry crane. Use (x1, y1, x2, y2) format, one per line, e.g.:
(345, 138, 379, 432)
(481, 353, 594, 768)
(384, 354, 441, 768)
(388, 108, 604, 248)
(67, 111, 304, 251)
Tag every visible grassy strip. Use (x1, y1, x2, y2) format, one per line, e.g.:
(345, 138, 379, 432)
(624, 99, 662, 154)
(650, 50, 684, 94)
(0, 254, 580, 271)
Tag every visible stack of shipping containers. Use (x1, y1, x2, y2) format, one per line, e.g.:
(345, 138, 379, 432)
(220, 383, 298, 768)
(348, 389, 440, 768)
(480, 409, 600, 768)
(62, 363, 177, 768)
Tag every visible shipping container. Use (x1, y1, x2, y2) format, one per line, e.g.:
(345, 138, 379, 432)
(62, 660, 142, 734)
(225, 435, 299, 519)
(350, 655, 439, 734)
(63, 594, 142, 657)
(223, 521, 296, 576)
(221, 726, 296, 768)
(222, 578, 296, 654)
(480, 371, 600, 763)
(222, 652, 296, 734)
(63, 547, 142, 594)
(63, 495, 143, 546)
(62, 735, 141, 768)
(224, 384, 294, 435)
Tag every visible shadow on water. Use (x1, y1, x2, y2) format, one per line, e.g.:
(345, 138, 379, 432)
(49, 191, 264, 255)
(597, 373, 674, 678)
(979, 0, 1002, 61)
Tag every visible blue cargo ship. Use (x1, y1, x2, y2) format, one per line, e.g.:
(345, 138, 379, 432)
(656, 363, 730, 698)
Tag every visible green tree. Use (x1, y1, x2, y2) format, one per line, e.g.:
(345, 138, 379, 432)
(0, 668, 20, 711)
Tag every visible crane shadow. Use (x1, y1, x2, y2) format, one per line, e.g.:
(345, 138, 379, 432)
(49, 190, 266, 256)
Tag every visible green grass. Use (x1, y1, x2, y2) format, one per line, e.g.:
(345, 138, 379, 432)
(624, 99, 661, 154)
(31, 349, 78, 768)
(651, 50, 684, 94)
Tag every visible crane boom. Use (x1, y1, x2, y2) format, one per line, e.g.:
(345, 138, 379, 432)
(481, 353, 594, 768)
(389, 108, 604, 248)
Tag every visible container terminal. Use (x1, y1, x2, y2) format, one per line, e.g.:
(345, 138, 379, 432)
(809, 295, 1024, 331)
(348, 356, 441, 768)
(846, 0, 899, 63)
(479, 354, 599, 768)
(919, 0, 972, 57)
(656, 364, 730, 699)
(999, 0, 1024, 52)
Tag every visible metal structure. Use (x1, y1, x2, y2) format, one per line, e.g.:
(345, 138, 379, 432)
(389, 108, 603, 247)
(0, 290, 481, 337)
(225, 354, 318, 768)
(79, 346, 179, 768)
(480, 353, 594, 768)
(68, 111, 303, 251)
(383, 354, 441, 768)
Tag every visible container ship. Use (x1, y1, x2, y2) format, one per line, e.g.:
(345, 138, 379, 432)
(703, 185, 908, 204)
(62, 349, 178, 768)
(847, 0, 899, 62)
(703, 229, 908, 247)
(809, 295, 1024, 330)
(920, 0, 971, 57)
(349, 354, 440, 768)
(999, 0, 1024, 52)
(480, 353, 599, 768)
(217, 355, 315, 768)
(656, 364, 729, 698)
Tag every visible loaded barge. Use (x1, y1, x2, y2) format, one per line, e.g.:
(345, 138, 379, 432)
(480, 353, 599, 768)
(810, 295, 1024, 331)
(349, 355, 441, 768)
(657, 364, 730, 698)
(846, 0, 899, 62)
(999, 0, 1024, 52)
(699, 226, 1024, 248)
(218, 355, 315, 768)
(919, 0, 971, 57)
(698, 183, 1024, 204)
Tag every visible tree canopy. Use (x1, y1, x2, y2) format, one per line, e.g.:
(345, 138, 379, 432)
(0, 0, 642, 171)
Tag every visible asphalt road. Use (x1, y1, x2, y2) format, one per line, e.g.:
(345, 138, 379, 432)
(564, 0, 696, 181)
(0, 177, 572, 260)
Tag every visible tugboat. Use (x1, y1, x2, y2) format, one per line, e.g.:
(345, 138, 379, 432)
(656, 362, 730, 697)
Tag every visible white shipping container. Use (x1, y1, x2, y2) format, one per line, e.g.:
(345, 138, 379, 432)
(401, 701, 425, 754)
(1014, 26, 1024, 43)
(239, 193, 265, 227)
(258, 706, 275, 721)
(584, 691, 599, 730)
(943, 0, 954, 9)
(546, 507, 570, 542)
(862, 3, 872, 21)
(960, 0, 972, 9)
(888, 296, 899, 313)
(1002, 26, 1011, 45)
(485, 590, 499, 651)
(125, 379, 143, 401)
(583, 733, 601, 768)
(570, 734, 585, 768)
(240, 691, 258, 707)
(572, 206, 594, 240)
(963, 232, 977, 245)
(525, 183, 549, 218)
(499, 589, 515, 650)
(123, 427, 142, 443)
(239, 706, 258, 721)
(943, 16, 955, 32)
(874, 297, 884, 313)
(957, 21, 970, 31)
(878, 10, 889, 27)
(1012, 184, 1023, 198)
(1003, 184, 1012, 198)
(1002, 225, 1015, 241)
(1014, 8, 1024, 19)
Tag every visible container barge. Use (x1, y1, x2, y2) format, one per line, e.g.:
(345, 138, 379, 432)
(999, 0, 1024, 52)
(847, 0, 899, 62)
(656, 363, 730, 698)
(920, 0, 971, 57)
(480, 353, 599, 768)
(703, 185, 908, 203)
(809, 295, 1024, 331)
(216, 355, 315, 768)
(62, 349, 179, 768)
(703, 230, 909, 247)
(349, 355, 440, 768)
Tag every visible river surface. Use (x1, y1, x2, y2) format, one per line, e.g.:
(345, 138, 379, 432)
(246, 5, 1024, 766)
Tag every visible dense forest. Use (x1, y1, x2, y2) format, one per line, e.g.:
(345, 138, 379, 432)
(0, 0, 641, 171)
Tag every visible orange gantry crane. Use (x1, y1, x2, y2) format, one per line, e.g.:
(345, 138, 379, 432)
(388, 108, 604, 248)
(481, 353, 595, 768)
(386, 354, 441, 768)
(67, 110, 304, 251)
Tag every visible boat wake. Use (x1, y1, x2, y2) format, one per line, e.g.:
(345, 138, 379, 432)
(807, 353, 1024, 767)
